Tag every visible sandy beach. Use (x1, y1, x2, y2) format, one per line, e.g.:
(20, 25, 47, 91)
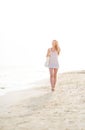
(0, 71, 85, 130)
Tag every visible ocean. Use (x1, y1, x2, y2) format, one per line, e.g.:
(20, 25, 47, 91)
(0, 66, 49, 96)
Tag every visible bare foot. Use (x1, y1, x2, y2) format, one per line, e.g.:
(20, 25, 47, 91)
(51, 88, 55, 92)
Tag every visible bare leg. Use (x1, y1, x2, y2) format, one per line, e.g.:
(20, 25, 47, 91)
(54, 68, 58, 88)
(49, 68, 54, 91)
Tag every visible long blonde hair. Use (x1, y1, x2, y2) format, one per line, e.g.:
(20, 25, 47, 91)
(53, 40, 60, 55)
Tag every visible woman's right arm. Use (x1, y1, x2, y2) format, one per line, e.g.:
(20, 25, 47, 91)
(46, 48, 50, 57)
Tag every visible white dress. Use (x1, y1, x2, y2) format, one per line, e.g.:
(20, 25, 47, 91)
(49, 50, 59, 69)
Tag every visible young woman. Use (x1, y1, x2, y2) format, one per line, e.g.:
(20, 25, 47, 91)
(46, 40, 60, 91)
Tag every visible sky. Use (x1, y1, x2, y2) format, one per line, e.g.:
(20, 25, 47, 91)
(0, 0, 85, 72)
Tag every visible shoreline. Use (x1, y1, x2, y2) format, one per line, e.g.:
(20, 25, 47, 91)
(0, 70, 85, 97)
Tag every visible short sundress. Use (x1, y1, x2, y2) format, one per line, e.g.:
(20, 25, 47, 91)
(49, 49, 59, 69)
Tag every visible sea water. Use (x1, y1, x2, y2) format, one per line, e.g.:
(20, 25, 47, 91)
(0, 66, 49, 96)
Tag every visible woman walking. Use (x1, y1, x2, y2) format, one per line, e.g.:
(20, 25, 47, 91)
(46, 40, 60, 91)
